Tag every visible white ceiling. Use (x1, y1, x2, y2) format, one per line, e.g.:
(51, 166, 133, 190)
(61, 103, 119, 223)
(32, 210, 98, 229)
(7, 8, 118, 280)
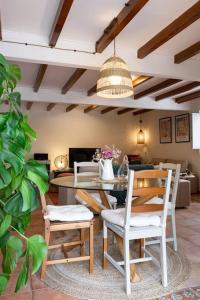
(1, 0, 200, 111)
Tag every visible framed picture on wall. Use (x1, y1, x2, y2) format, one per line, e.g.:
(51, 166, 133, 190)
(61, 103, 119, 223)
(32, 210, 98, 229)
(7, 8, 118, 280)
(175, 113, 190, 143)
(159, 117, 172, 143)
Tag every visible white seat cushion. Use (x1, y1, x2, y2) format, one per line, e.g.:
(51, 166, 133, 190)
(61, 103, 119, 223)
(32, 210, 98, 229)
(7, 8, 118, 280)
(75, 192, 117, 206)
(147, 197, 172, 210)
(101, 208, 161, 227)
(44, 205, 93, 222)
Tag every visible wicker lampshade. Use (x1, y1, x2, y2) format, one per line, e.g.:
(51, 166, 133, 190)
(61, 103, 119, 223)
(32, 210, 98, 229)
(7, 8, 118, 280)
(97, 56, 133, 99)
(54, 155, 68, 170)
(137, 119, 145, 144)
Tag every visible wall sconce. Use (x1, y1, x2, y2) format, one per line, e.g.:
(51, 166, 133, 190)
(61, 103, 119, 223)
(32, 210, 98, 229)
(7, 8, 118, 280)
(137, 118, 145, 144)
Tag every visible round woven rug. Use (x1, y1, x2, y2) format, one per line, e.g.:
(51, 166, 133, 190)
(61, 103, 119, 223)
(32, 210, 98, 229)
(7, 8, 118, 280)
(44, 233, 190, 300)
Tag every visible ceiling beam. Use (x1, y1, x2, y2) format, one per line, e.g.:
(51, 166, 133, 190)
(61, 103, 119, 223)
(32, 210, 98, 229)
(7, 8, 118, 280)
(155, 81, 200, 101)
(26, 102, 33, 110)
(66, 104, 78, 112)
(175, 90, 200, 103)
(0, 14, 2, 40)
(137, 1, 200, 59)
(46, 103, 56, 111)
(96, 0, 149, 53)
(133, 109, 153, 115)
(117, 108, 135, 115)
(87, 84, 97, 97)
(33, 64, 48, 92)
(134, 79, 181, 99)
(174, 41, 200, 64)
(84, 105, 99, 113)
(61, 68, 86, 94)
(132, 75, 153, 87)
(101, 107, 118, 114)
(49, 0, 74, 47)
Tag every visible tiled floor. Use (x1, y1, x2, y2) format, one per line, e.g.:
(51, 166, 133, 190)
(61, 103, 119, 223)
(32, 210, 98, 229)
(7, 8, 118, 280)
(2, 193, 200, 300)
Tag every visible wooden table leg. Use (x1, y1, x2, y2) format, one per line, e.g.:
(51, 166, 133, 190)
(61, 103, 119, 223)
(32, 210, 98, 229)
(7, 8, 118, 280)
(98, 190, 112, 209)
(115, 235, 140, 283)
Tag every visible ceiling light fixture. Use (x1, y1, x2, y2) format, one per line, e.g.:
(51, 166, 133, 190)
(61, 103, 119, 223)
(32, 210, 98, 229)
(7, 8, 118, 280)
(97, 39, 133, 99)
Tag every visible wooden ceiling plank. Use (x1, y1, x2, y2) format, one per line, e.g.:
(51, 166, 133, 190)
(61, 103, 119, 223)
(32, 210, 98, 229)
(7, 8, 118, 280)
(49, 0, 74, 47)
(134, 79, 181, 99)
(101, 107, 118, 114)
(155, 81, 200, 101)
(26, 102, 33, 110)
(66, 104, 78, 112)
(137, 1, 200, 59)
(96, 0, 149, 53)
(33, 64, 48, 92)
(132, 75, 153, 87)
(175, 90, 200, 103)
(61, 68, 87, 94)
(47, 103, 56, 111)
(174, 41, 200, 64)
(84, 105, 99, 113)
(133, 109, 153, 115)
(87, 84, 97, 97)
(117, 108, 136, 115)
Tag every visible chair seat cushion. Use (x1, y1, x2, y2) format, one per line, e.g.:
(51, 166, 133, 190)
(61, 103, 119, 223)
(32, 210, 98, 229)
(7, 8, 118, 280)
(45, 205, 93, 222)
(146, 197, 172, 209)
(101, 208, 161, 227)
(75, 192, 117, 206)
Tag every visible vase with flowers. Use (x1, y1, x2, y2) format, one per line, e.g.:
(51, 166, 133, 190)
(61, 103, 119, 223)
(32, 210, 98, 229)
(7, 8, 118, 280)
(93, 145, 121, 181)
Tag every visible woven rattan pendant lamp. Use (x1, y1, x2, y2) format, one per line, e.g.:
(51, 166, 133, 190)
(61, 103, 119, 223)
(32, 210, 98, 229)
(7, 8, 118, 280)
(97, 40, 133, 99)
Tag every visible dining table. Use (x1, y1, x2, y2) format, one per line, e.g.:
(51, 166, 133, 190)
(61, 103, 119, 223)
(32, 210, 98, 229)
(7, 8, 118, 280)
(50, 175, 154, 283)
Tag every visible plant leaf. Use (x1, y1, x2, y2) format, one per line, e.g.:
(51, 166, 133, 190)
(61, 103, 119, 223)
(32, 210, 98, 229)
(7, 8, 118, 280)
(2, 236, 23, 274)
(15, 253, 29, 292)
(19, 179, 37, 212)
(0, 149, 23, 175)
(27, 235, 47, 274)
(0, 273, 9, 294)
(26, 160, 48, 181)
(26, 170, 48, 195)
(4, 192, 23, 217)
(20, 117, 36, 139)
(0, 214, 12, 237)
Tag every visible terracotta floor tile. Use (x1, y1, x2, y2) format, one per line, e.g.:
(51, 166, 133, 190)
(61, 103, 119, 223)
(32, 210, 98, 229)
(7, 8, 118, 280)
(31, 274, 48, 290)
(0, 292, 32, 300)
(32, 287, 78, 300)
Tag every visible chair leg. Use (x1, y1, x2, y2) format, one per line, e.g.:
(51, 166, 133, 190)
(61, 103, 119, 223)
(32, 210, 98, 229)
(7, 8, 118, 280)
(89, 221, 94, 273)
(41, 224, 50, 280)
(171, 211, 177, 251)
(80, 228, 85, 256)
(124, 238, 131, 295)
(103, 221, 108, 269)
(160, 232, 168, 287)
(140, 238, 145, 258)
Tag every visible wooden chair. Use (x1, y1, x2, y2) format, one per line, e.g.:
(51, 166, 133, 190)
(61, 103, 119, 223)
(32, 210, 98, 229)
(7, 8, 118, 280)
(101, 169, 172, 295)
(146, 163, 181, 251)
(74, 161, 117, 209)
(40, 195, 94, 280)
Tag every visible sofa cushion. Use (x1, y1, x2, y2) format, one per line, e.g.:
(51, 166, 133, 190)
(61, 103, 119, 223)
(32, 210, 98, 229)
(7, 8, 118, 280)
(165, 159, 188, 173)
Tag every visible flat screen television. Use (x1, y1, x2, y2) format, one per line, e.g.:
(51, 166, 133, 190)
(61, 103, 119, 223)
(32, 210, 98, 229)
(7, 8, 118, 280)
(69, 148, 100, 168)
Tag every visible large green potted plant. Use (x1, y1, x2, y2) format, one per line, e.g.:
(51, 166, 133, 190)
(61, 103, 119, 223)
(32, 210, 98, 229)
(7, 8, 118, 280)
(0, 54, 48, 294)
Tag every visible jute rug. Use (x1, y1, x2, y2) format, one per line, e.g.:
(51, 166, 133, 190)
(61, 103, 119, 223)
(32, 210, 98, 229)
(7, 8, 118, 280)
(44, 233, 191, 300)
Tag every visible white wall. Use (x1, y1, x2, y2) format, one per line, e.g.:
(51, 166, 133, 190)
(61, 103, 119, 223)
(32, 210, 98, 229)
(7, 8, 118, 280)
(142, 110, 200, 178)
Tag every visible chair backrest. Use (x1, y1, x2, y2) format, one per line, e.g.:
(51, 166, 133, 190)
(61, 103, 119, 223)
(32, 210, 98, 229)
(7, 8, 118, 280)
(159, 162, 181, 208)
(124, 169, 172, 230)
(74, 161, 100, 184)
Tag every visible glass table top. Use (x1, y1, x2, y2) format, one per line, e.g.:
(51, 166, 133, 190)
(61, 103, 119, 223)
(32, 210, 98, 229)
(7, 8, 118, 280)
(50, 176, 128, 192)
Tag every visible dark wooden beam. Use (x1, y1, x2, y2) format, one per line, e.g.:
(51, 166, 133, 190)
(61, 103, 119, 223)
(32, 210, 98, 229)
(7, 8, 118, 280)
(96, 0, 149, 53)
(133, 109, 153, 115)
(46, 103, 56, 111)
(66, 104, 78, 112)
(134, 79, 181, 99)
(33, 64, 48, 92)
(84, 105, 99, 113)
(61, 68, 86, 94)
(87, 84, 97, 97)
(137, 1, 200, 59)
(101, 107, 117, 114)
(26, 102, 33, 110)
(0, 14, 2, 40)
(175, 90, 200, 103)
(132, 75, 153, 87)
(174, 41, 200, 64)
(49, 0, 74, 47)
(155, 82, 200, 101)
(117, 108, 135, 115)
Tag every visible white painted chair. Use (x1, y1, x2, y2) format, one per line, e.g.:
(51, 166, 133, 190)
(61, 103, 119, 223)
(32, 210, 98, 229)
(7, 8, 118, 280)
(101, 169, 172, 295)
(146, 162, 181, 251)
(74, 161, 117, 209)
